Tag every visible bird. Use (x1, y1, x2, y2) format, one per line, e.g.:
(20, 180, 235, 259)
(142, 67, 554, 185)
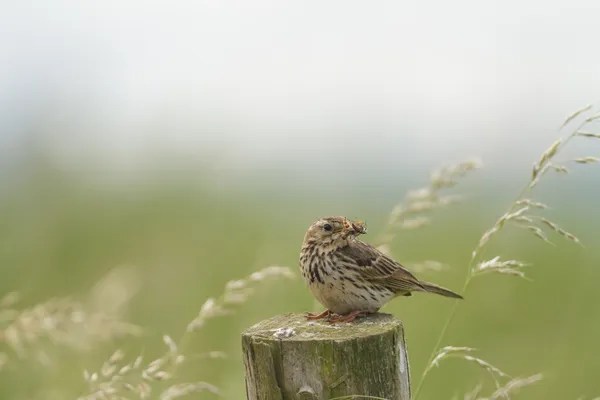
(299, 216, 462, 323)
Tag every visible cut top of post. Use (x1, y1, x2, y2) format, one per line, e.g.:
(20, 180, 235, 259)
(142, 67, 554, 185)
(242, 313, 411, 400)
(245, 312, 403, 341)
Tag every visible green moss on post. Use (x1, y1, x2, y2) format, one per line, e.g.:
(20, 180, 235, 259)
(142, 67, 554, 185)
(242, 313, 410, 400)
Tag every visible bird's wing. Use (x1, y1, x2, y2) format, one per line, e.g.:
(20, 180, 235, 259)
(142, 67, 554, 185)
(338, 239, 424, 293)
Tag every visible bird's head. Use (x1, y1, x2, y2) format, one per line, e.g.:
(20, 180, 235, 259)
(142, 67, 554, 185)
(303, 216, 367, 246)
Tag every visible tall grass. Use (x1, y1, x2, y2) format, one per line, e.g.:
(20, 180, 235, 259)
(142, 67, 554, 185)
(78, 266, 294, 399)
(407, 105, 600, 399)
(0, 106, 598, 399)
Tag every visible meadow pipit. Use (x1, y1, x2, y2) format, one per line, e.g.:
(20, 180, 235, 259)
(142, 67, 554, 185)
(299, 216, 462, 323)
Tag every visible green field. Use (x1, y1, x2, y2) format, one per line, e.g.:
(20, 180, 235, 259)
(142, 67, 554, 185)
(1, 163, 599, 400)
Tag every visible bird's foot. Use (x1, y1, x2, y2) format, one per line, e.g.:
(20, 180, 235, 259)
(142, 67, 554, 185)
(328, 310, 370, 323)
(306, 310, 332, 320)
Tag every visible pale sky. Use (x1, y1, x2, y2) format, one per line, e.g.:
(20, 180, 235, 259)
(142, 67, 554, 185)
(1, 0, 599, 180)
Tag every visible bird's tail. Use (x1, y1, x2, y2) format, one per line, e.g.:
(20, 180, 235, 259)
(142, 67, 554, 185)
(419, 281, 463, 299)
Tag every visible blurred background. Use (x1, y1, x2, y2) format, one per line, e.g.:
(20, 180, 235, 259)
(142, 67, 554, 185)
(1, 1, 600, 399)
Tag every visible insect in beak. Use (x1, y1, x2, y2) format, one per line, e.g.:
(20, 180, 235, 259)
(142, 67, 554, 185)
(343, 217, 367, 235)
(351, 220, 367, 235)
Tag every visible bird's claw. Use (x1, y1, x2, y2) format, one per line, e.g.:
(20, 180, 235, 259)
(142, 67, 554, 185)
(306, 310, 332, 320)
(306, 309, 371, 323)
(327, 310, 370, 323)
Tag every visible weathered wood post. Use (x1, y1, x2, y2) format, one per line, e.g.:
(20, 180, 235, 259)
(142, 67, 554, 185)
(242, 313, 410, 400)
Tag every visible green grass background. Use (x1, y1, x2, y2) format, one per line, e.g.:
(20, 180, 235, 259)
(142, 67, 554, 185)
(0, 164, 599, 400)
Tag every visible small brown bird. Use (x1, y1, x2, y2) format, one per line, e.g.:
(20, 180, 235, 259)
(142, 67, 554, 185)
(299, 216, 462, 323)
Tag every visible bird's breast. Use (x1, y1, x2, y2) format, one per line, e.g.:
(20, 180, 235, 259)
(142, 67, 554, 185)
(300, 250, 394, 314)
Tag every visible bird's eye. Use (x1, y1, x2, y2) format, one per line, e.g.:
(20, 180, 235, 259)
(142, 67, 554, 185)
(323, 223, 333, 232)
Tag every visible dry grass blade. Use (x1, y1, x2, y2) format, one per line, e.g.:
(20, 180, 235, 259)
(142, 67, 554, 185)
(0, 292, 20, 308)
(430, 346, 476, 367)
(529, 164, 550, 188)
(430, 158, 483, 189)
(551, 165, 569, 173)
(515, 199, 548, 209)
(424, 346, 510, 395)
(473, 257, 529, 279)
(160, 382, 220, 400)
(527, 226, 553, 245)
(0, 266, 143, 372)
(1, 296, 141, 363)
(401, 216, 431, 230)
(379, 158, 482, 249)
(538, 218, 581, 244)
(187, 265, 294, 332)
(464, 383, 484, 400)
(462, 355, 510, 379)
(472, 225, 500, 259)
(561, 104, 592, 128)
(534, 139, 562, 179)
(512, 215, 535, 224)
(503, 206, 530, 221)
(586, 112, 600, 121)
(574, 157, 599, 164)
(484, 374, 544, 400)
(575, 131, 600, 139)
(163, 335, 178, 354)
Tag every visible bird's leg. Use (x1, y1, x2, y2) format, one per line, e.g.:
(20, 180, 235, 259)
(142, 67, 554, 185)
(306, 309, 332, 320)
(329, 310, 370, 323)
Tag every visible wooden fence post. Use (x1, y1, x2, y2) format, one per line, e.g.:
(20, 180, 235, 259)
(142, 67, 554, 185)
(242, 312, 410, 400)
